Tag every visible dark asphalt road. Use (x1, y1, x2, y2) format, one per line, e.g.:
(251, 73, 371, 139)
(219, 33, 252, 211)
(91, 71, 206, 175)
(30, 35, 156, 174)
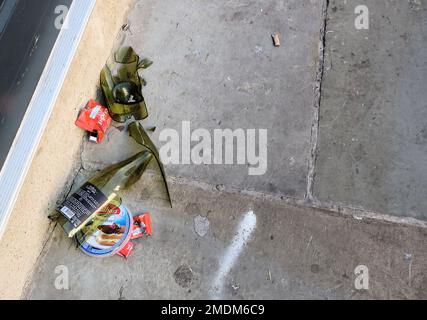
(0, 0, 72, 170)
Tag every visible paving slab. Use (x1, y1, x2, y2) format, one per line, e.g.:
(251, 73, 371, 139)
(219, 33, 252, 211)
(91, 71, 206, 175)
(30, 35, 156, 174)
(119, 0, 324, 198)
(27, 172, 427, 300)
(314, 0, 427, 219)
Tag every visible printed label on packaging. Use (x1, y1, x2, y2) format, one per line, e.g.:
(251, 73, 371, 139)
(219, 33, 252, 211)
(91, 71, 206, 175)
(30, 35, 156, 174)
(89, 106, 101, 119)
(57, 183, 108, 229)
(76, 203, 133, 257)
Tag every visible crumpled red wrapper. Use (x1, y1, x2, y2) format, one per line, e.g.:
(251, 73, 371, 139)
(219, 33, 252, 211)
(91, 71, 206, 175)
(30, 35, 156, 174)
(75, 99, 112, 143)
(116, 213, 153, 259)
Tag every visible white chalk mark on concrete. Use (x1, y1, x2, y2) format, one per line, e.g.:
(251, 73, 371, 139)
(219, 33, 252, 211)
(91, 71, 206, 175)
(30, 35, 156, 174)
(211, 210, 257, 299)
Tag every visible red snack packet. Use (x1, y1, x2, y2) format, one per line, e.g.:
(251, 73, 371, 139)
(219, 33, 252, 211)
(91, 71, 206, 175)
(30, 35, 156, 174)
(132, 213, 153, 239)
(116, 213, 152, 259)
(117, 241, 134, 259)
(75, 99, 112, 143)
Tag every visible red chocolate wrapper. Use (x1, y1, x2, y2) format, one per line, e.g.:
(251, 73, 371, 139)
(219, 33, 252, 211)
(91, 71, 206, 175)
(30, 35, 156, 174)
(75, 99, 112, 143)
(117, 242, 134, 259)
(132, 213, 153, 239)
(116, 213, 153, 259)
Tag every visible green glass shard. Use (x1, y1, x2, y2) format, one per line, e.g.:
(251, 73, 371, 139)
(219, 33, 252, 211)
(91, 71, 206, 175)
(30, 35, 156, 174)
(129, 121, 172, 207)
(100, 46, 153, 123)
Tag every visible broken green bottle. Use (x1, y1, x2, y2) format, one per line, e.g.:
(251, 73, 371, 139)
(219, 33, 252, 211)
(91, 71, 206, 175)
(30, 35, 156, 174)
(57, 150, 153, 238)
(100, 46, 153, 123)
(129, 121, 172, 208)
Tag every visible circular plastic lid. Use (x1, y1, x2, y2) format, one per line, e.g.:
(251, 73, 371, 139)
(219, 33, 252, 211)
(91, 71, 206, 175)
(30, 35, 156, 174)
(76, 202, 133, 258)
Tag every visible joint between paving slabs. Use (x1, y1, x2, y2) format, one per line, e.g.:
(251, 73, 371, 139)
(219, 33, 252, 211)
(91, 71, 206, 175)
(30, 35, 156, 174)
(64, 134, 87, 200)
(21, 220, 58, 299)
(306, 0, 329, 203)
(300, 1, 425, 227)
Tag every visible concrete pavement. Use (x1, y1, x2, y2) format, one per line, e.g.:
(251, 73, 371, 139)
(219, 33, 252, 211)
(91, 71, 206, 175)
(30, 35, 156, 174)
(27, 171, 427, 299)
(315, 0, 427, 220)
(25, 0, 427, 299)
(123, 0, 323, 198)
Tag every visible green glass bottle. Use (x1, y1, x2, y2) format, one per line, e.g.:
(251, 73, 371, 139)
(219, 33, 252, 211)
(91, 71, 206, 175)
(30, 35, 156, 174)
(57, 151, 153, 238)
(100, 46, 153, 123)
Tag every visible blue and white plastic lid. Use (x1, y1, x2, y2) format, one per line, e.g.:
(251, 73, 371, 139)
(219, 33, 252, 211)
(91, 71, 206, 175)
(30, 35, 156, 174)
(76, 203, 133, 258)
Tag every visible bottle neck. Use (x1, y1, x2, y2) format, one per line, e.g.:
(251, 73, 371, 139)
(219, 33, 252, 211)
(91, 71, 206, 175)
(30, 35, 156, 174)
(101, 151, 152, 194)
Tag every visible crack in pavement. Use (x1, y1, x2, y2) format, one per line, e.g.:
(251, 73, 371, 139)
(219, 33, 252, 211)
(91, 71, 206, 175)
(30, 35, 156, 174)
(306, 0, 329, 203)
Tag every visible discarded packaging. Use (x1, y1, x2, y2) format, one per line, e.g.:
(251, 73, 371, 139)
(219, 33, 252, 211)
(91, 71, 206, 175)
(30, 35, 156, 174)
(272, 33, 281, 47)
(75, 99, 112, 143)
(76, 201, 134, 257)
(56, 121, 171, 238)
(57, 46, 169, 258)
(117, 242, 134, 259)
(75, 201, 153, 259)
(100, 46, 153, 123)
(132, 213, 153, 239)
(116, 212, 153, 259)
(57, 150, 153, 238)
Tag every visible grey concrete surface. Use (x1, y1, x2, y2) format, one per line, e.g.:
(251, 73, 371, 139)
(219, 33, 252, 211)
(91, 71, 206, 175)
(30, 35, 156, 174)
(27, 172, 427, 300)
(314, 0, 427, 219)
(25, 0, 427, 300)
(120, 0, 324, 198)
